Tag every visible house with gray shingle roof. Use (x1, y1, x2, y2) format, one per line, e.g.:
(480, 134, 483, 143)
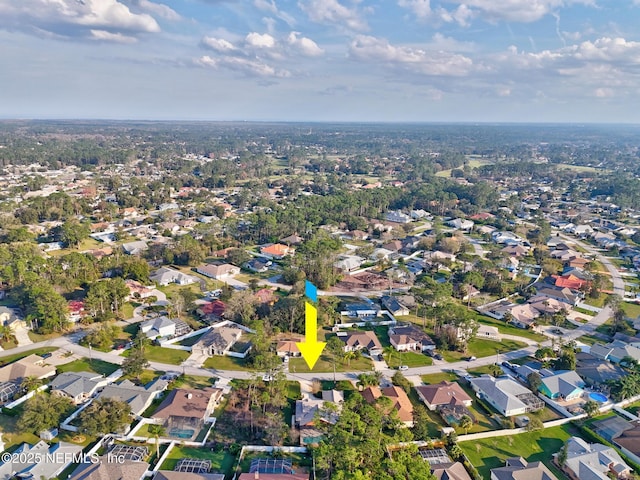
(559, 436, 631, 480)
(94, 378, 167, 416)
(0, 440, 83, 480)
(469, 375, 543, 417)
(50, 371, 103, 404)
(538, 371, 585, 401)
(490, 457, 557, 480)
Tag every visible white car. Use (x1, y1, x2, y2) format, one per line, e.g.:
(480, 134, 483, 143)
(398, 365, 409, 371)
(262, 374, 274, 382)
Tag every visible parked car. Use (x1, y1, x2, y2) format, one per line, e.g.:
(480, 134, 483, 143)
(41, 352, 53, 359)
(398, 365, 409, 371)
(262, 374, 274, 382)
(467, 356, 477, 362)
(434, 354, 443, 360)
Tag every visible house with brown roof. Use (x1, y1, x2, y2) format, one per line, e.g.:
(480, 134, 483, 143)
(415, 381, 473, 411)
(70, 457, 149, 480)
(389, 324, 435, 352)
(254, 288, 276, 305)
(192, 324, 246, 356)
(260, 243, 294, 259)
(196, 263, 240, 280)
(339, 331, 383, 354)
(361, 386, 414, 426)
(152, 388, 222, 436)
(0, 354, 56, 383)
(276, 338, 302, 358)
(432, 462, 473, 480)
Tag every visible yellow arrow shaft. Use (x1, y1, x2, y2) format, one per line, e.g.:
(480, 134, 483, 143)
(305, 302, 317, 344)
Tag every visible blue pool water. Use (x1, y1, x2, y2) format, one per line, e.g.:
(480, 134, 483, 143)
(589, 392, 608, 403)
(169, 428, 195, 438)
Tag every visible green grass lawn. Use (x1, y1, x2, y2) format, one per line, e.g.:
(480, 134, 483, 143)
(204, 355, 253, 371)
(122, 345, 190, 365)
(387, 351, 433, 368)
(0, 347, 58, 366)
(121, 302, 135, 320)
(0, 412, 41, 450)
(584, 293, 608, 308)
(288, 354, 373, 374)
(160, 445, 236, 474)
(441, 338, 527, 363)
(57, 358, 120, 376)
(475, 316, 546, 342)
(27, 330, 62, 343)
(624, 401, 640, 416)
(122, 368, 164, 385)
(459, 423, 578, 480)
(0, 340, 17, 350)
(172, 374, 218, 390)
(421, 372, 459, 384)
(622, 302, 640, 319)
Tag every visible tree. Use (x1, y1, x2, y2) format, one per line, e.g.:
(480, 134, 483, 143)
(148, 424, 165, 457)
(20, 376, 43, 394)
(458, 415, 473, 435)
(527, 372, 542, 393)
(391, 371, 413, 394)
(122, 347, 149, 378)
(0, 325, 16, 344)
(18, 394, 74, 434)
(78, 398, 131, 435)
(583, 400, 600, 418)
(526, 417, 544, 432)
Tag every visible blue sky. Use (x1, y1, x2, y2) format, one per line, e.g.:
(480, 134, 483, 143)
(2, 0, 640, 122)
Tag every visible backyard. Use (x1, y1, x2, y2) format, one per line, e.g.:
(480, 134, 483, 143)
(459, 424, 578, 479)
(160, 444, 236, 476)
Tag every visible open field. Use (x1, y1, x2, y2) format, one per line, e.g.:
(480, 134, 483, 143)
(440, 338, 526, 363)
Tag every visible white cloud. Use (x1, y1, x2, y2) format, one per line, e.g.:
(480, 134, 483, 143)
(595, 87, 614, 97)
(0, 0, 160, 40)
(90, 29, 137, 43)
(349, 35, 474, 76)
(298, 0, 367, 31)
(129, 0, 181, 21)
(397, 0, 431, 19)
(446, 0, 595, 24)
(287, 32, 324, 56)
(427, 33, 475, 52)
(254, 0, 278, 14)
(196, 54, 289, 78)
(245, 32, 276, 48)
(201, 36, 237, 52)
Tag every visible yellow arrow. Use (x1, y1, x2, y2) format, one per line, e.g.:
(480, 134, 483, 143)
(296, 301, 326, 370)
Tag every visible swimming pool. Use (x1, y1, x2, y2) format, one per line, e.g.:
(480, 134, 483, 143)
(589, 392, 608, 403)
(169, 428, 195, 439)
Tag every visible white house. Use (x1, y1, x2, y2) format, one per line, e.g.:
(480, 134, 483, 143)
(196, 263, 240, 280)
(469, 375, 543, 417)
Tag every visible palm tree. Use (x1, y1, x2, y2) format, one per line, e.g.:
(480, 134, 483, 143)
(383, 346, 396, 367)
(147, 424, 165, 457)
(0, 325, 16, 345)
(459, 415, 473, 435)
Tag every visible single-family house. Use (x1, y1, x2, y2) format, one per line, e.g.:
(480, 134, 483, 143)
(380, 296, 410, 316)
(590, 341, 640, 364)
(447, 218, 474, 231)
(535, 287, 580, 306)
(361, 386, 414, 426)
(295, 390, 344, 428)
(339, 331, 383, 355)
(560, 436, 631, 480)
(260, 243, 294, 259)
(490, 457, 557, 480)
(192, 324, 246, 356)
(576, 352, 626, 386)
(122, 240, 149, 255)
(94, 378, 168, 416)
(0, 354, 56, 383)
(245, 258, 271, 273)
(152, 388, 222, 436)
(469, 375, 543, 417)
(125, 279, 155, 300)
(70, 456, 150, 480)
(334, 255, 365, 273)
(415, 381, 473, 411)
(196, 263, 240, 280)
(385, 211, 412, 224)
(276, 338, 302, 358)
(389, 325, 436, 352)
(140, 316, 190, 340)
(432, 462, 473, 480)
(538, 371, 585, 401)
(150, 267, 198, 286)
(50, 371, 104, 404)
(612, 425, 640, 465)
(0, 440, 83, 480)
(507, 304, 541, 329)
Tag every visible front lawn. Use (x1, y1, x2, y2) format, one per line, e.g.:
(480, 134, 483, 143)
(0, 347, 58, 366)
(440, 338, 526, 363)
(288, 354, 373, 373)
(622, 302, 640, 319)
(160, 445, 236, 475)
(204, 355, 253, 371)
(387, 351, 433, 368)
(475, 316, 546, 342)
(122, 345, 190, 365)
(420, 372, 458, 384)
(172, 374, 218, 390)
(57, 358, 120, 376)
(459, 423, 578, 480)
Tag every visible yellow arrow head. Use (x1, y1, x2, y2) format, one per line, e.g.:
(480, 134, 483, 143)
(296, 340, 327, 370)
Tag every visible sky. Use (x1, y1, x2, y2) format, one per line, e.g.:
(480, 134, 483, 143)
(2, 0, 640, 123)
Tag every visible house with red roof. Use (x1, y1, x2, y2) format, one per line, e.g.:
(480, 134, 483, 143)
(260, 243, 294, 259)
